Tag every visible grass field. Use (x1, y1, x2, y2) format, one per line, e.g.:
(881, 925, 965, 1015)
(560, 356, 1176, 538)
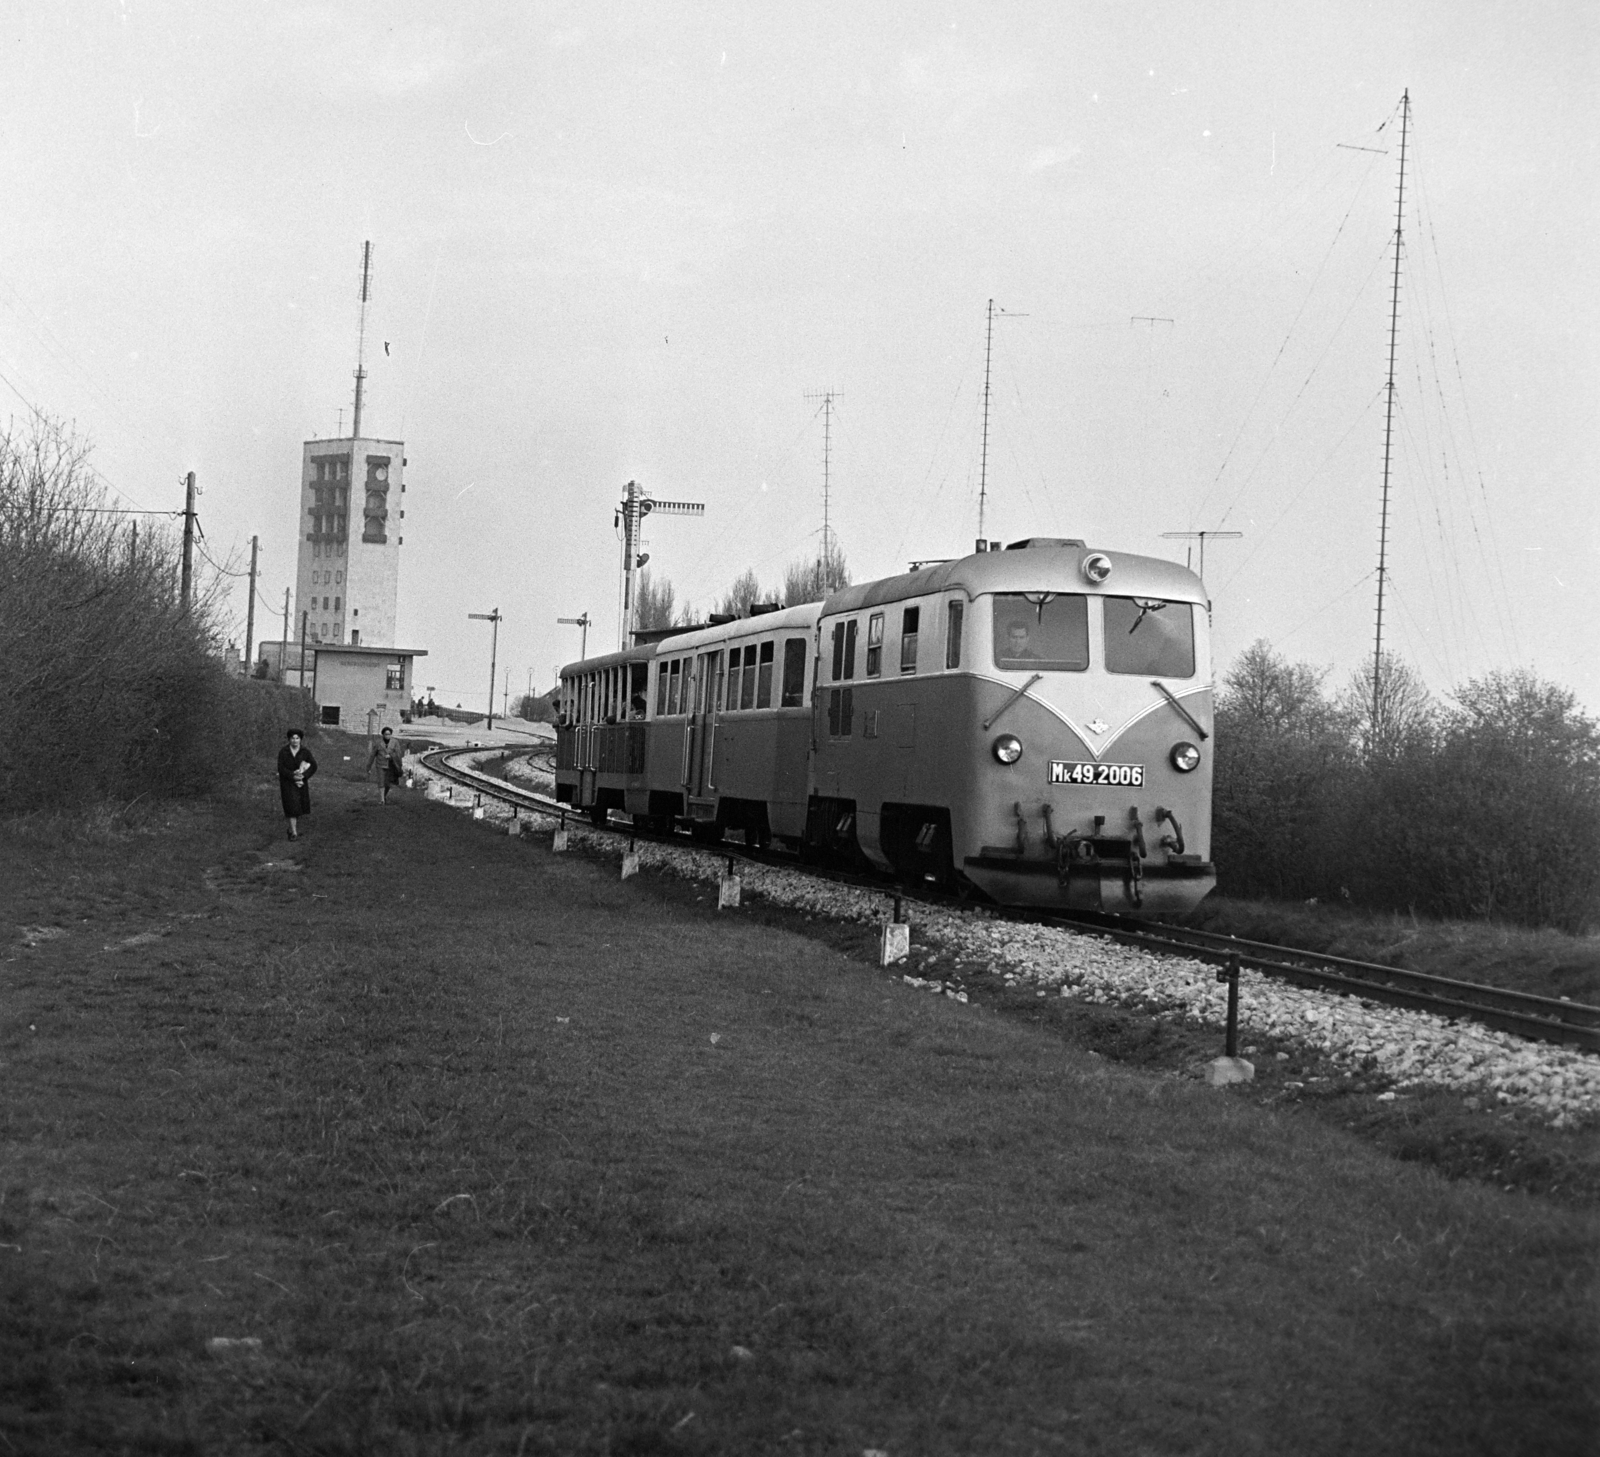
(2, 738, 1596, 1454)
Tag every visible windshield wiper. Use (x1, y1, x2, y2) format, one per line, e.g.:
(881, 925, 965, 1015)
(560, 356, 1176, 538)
(1151, 680, 1208, 740)
(983, 673, 1043, 732)
(1128, 599, 1167, 635)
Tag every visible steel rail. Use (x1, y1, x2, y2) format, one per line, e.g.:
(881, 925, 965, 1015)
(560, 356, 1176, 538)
(418, 746, 1600, 1054)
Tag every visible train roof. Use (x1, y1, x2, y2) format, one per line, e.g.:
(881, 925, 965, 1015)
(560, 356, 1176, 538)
(639, 602, 823, 658)
(819, 541, 1207, 615)
(559, 603, 823, 678)
(559, 543, 1204, 677)
(556, 641, 656, 679)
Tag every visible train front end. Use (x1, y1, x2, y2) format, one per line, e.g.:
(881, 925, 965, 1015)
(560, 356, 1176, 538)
(948, 543, 1215, 914)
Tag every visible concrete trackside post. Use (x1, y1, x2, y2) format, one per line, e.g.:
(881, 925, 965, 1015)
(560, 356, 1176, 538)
(718, 857, 741, 909)
(621, 838, 640, 879)
(880, 895, 910, 966)
(552, 812, 569, 853)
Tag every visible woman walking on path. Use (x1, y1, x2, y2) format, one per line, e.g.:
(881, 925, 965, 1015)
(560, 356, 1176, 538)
(277, 728, 317, 840)
(366, 726, 404, 804)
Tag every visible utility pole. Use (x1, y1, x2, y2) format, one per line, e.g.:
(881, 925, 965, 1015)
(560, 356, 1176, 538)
(1160, 530, 1243, 583)
(281, 588, 291, 678)
(244, 536, 259, 673)
(299, 610, 309, 694)
(615, 481, 703, 649)
(179, 471, 198, 614)
(129, 519, 138, 573)
(469, 609, 502, 731)
(503, 666, 510, 719)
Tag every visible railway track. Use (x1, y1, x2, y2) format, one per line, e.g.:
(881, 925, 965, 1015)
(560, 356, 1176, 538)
(419, 745, 1600, 1055)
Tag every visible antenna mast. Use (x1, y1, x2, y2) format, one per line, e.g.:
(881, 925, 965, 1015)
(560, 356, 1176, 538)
(975, 300, 1026, 546)
(352, 240, 373, 440)
(1373, 91, 1409, 740)
(804, 389, 842, 572)
(978, 299, 995, 541)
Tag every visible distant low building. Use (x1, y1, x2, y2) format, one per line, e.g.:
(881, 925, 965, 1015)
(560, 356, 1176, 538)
(253, 640, 425, 732)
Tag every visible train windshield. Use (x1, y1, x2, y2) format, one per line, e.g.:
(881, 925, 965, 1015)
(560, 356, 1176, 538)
(991, 593, 1089, 671)
(1103, 597, 1195, 677)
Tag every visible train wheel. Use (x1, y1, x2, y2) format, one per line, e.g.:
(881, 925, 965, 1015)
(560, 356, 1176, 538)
(690, 820, 724, 845)
(589, 803, 609, 828)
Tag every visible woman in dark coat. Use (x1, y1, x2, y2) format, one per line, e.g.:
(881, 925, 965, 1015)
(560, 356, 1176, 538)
(277, 729, 317, 840)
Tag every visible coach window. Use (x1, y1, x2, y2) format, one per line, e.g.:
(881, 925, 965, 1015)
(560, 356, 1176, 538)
(844, 619, 857, 678)
(1104, 598, 1196, 678)
(900, 606, 920, 673)
(992, 593, 1088, 672)
(781, 639, 807, 707)
(865, 613, 884, 676)
(655, 662, 668, 716)
(757, 641, 775, 707)
(666, 659, 682, 715)
(945, 600, 964, 669)
(740, 644, 758, 709)
(630, 662, 648, 717)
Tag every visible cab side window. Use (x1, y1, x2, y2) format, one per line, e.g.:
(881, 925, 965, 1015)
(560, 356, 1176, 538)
(945, 600, 964, 669)
(865, 613, 884, 677)
(900, 606, 920, 673)
(655, 661, 668, 716)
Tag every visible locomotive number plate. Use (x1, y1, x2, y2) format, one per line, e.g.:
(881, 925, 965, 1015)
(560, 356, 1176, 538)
(1050, 760, 1145, 787)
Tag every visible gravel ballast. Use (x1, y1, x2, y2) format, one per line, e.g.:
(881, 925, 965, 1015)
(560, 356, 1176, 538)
(417, 753, 1600, 1130)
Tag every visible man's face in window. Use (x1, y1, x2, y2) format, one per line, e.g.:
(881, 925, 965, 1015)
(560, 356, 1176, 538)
(1007, 624, 1030, 655)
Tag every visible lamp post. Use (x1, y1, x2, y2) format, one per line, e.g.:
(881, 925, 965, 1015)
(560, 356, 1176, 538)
(468, 609, 502, 731)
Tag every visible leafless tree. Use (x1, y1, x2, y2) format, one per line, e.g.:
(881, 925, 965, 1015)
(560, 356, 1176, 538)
(781, 538, 851, 606)
(634, 570, 677, 630)
(715, 568, 765, 618)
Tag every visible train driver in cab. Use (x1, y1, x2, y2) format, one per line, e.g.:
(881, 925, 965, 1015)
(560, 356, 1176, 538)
(1001, 618, 1042, 665)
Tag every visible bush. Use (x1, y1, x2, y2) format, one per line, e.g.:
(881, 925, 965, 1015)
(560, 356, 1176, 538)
(1212, 644, 1600, 933)
(0, 417, 296, 812)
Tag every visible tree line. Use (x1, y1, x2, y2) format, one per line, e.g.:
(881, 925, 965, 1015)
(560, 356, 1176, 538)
(633, 537, 851, 631)
(1214, 641, 1600, 933)
(0, 417, 307, 813)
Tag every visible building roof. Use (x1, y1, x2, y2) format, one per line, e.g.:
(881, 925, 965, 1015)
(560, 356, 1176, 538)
(309, 644, 428, 658)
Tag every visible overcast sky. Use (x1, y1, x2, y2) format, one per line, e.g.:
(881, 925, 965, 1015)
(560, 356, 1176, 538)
(4, 2, 1595, 715)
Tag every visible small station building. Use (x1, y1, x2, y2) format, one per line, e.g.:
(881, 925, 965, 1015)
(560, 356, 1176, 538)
(255, 641, 426, 731)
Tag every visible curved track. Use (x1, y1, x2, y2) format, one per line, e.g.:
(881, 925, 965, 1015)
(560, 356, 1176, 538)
(420, 745, 1600, 1055)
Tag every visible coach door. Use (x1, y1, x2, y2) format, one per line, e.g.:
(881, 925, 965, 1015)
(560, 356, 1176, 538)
(683, 650, 721, 813)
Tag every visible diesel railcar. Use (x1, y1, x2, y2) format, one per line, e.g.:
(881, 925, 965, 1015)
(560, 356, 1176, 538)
(555, 537, 1215, 913)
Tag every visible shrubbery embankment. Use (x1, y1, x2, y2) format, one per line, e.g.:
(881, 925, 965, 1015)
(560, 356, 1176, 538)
(0, 418, 307, 812)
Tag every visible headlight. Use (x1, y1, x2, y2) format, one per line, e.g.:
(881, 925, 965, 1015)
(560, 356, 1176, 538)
(992, 734, 1023, 765)
(1082, 552, 1113, 585)
(1170, 741, 1201, 772)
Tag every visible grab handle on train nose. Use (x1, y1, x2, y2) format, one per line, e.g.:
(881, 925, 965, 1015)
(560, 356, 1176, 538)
(1128, 806, 1147, 857)
(1155, 805, 1185, 856)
